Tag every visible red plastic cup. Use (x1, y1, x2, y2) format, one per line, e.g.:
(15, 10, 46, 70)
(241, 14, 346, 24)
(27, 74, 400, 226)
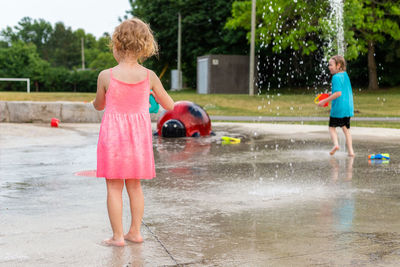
(51, 118, 60, 127)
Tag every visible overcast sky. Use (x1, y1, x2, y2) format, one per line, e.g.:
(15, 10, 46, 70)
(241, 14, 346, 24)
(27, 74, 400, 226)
(0, 0, 132, 38)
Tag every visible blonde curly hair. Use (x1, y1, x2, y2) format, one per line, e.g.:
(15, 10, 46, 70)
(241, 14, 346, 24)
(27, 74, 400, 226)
(111, 18, 158, 61)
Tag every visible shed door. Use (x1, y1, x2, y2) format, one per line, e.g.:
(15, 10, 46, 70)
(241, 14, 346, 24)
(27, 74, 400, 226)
(197, 58, 208, 94)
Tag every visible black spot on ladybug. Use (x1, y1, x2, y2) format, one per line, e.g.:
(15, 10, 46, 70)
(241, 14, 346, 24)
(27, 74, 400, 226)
(188, 104, 203, 118)
(161, 119, 186, 138)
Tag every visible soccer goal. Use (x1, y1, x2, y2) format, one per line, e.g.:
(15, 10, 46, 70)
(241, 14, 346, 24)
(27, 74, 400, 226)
(0, 78, 30, 93)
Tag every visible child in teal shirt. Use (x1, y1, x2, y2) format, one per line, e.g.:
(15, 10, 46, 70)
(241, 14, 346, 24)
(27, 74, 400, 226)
(317, 55, 355, 157)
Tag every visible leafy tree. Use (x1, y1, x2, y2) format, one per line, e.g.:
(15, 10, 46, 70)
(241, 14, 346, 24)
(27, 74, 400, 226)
(344, 0, 400, 90)
(89, 52, 117, 70)
(67, 70, 98, 92)
(0, 18, 113, 92)
(377, 39, 400, 87)
(86, 33, 116, 70)
(73, 29, 99, 69)
(0, 41, 8, 48)
(0, 41, 49, 91)
(98, 34, 112, 52)
(127, 0, 248, 88)
(44, 67, 71, 91)
(47, 22, 81, 68)
(227, 0, 332, 90)
(26, 48, 51, 91)
(0, 17, 53, 60)
(227, 0, 329, 55)
(227, 0, 400, 90)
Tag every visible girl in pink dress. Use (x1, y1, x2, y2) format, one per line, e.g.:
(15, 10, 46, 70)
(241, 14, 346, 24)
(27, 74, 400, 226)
(92, 18, 174, 247)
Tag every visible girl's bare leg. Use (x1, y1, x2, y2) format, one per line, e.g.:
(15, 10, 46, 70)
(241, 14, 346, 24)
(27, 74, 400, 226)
(342, 126, 355, 157)
(103, 179, 125, 247)
(124, 179, 144, 243)
(329, 127, 339, 155)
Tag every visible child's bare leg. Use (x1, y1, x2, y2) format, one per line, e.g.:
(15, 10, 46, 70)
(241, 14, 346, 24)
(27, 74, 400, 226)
(329, 127, 339, 155)
(345, 156, 354, 181)
(342, 126, 355, 157)
(103, 179, 125, 247)
(329, 157, 339, 182)
(124, 179, 144, 243)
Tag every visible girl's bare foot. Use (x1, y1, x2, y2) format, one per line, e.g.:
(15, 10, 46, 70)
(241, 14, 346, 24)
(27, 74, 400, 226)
(124, 233, 144, 243)
(101, 237, 125, 247)
(330, 146, 339, 155)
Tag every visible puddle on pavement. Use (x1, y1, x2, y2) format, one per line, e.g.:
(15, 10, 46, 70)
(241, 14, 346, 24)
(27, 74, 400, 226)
(1, 124, 399, 266)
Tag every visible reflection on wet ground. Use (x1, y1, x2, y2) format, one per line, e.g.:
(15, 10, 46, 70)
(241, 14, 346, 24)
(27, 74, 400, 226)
(1, 123, 399, 266)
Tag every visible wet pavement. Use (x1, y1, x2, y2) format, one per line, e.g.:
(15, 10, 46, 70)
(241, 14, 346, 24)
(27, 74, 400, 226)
(1, 122, 400, 266)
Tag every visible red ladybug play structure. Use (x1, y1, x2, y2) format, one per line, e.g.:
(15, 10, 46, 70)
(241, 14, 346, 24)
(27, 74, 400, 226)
(156, 101, 212, 137)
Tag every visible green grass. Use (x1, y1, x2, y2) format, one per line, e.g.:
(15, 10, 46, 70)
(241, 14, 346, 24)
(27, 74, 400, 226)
(0, 92, 95, 102)
(1, 88, 399, 119)
(169, 88, 400, 117)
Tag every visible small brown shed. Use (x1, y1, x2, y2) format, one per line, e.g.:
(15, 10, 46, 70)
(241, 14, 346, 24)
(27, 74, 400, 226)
(197, 55, 253, 94)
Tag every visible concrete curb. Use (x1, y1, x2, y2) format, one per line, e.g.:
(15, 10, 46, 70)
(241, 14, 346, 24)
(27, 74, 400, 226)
(0, 101, 161, 123)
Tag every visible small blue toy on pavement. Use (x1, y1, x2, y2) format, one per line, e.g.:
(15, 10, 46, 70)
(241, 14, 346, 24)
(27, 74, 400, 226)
(368, 153, 390, 160)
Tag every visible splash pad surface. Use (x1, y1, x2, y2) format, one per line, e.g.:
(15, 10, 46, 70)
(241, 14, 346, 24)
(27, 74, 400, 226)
(1, 123, 400, 266)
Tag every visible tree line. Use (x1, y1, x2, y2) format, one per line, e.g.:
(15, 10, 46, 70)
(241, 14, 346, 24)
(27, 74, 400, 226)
(132, 0, 400, 91)
(1, 0, 399, 93)
(0, 17, 116, 92)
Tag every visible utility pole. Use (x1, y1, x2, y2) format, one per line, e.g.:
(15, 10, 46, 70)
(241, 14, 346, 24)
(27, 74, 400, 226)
(177, 12, 182, 90)
(81, 37, 85, 70)
(249, 0, 256, 96)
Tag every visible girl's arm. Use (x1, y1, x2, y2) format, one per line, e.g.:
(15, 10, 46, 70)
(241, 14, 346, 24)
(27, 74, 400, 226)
(92, 70, 108, 111)
(149, 70, 174, 111)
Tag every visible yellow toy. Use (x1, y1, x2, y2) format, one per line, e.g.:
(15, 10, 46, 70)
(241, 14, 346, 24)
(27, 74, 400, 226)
(221, 136, 241, 144)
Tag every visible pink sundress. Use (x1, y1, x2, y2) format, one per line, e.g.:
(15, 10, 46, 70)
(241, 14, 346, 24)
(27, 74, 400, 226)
(96, 68, 155, 179)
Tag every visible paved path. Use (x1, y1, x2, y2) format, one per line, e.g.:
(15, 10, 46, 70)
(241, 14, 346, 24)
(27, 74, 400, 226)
(1, 123, 400, 266)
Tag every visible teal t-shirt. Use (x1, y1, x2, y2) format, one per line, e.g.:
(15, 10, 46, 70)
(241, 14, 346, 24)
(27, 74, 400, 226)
(330, 72, 354, 118)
